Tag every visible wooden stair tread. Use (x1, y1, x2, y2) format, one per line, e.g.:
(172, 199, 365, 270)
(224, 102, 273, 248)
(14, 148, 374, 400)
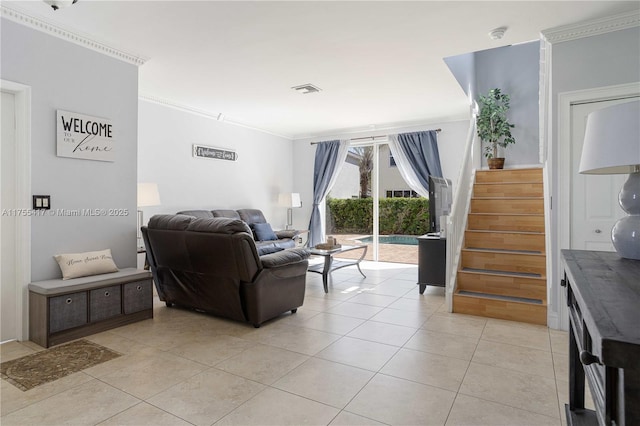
(453, 292, 547, 325)
(458, 269, 546, 281)
(476, 169, 543, 173)
(462, 248, 545, 256)
(456, 270, 547, 301)
(472, 196, 544, 199)
(472, 197, 543, 200)
(456, 290, 545, 305)
(466, 229, 544, 235)
(474, 181, 542, 185)
(464, 247, 542, 254)
(469, 213, 544, 216)
(475, 169, 543, 184)
(461, 267, 544, 279)
(467, 214, 546, 232)
(477, 167, 542, 171)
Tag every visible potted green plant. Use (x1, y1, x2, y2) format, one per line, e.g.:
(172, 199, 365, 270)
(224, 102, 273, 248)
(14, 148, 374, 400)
(476, 88, 516, 169)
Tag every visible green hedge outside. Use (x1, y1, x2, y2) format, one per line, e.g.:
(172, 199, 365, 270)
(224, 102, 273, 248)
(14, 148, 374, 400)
(327, 197, 429, 235)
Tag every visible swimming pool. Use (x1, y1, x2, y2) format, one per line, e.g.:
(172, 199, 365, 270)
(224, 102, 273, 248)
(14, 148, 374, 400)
(356, 235, 419, 246)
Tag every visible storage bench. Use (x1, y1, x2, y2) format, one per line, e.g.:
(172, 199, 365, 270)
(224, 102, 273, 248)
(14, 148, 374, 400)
(29, 268, 153, 348)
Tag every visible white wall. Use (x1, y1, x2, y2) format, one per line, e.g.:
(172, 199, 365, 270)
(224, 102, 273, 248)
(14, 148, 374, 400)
(547, 26, 640, 328)
(474, 41, 541, 168)
(292, 119, 470, 232)
(138, 100, 295, 229)
(0, 19, 139, 281)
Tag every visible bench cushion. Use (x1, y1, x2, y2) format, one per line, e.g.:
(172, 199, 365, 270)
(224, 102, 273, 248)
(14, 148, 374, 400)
(29, 268, 151, 296)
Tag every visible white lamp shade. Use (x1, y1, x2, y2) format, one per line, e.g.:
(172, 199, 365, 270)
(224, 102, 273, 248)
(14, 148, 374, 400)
(579, 100, 640, 174)
(279, 193, 302, 208)
(137, 183, 161, 207)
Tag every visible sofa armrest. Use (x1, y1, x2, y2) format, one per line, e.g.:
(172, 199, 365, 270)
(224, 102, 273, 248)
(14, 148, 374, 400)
(260, 248, 310, 268)
(274, 229, 299, 239)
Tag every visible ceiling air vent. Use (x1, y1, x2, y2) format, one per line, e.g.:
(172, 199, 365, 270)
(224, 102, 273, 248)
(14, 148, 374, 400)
(291, 84, 322, 94)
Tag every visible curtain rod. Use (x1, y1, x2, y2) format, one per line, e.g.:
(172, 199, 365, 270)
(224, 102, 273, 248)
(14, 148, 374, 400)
(310, 128, 441, 145)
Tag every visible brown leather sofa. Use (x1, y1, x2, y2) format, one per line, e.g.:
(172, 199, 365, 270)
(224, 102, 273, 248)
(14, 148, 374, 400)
(177, 209, 299, 255)
(141, 214, 310, 327)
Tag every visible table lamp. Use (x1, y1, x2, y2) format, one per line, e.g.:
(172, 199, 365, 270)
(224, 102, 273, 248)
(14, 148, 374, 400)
(579, 100, 640, 260)
(279, 193, 302, 230)
(137, 183, 161, 249)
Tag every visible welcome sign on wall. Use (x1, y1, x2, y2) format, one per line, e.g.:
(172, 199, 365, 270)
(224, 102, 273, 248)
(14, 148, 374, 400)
(56, 110, 114, 162)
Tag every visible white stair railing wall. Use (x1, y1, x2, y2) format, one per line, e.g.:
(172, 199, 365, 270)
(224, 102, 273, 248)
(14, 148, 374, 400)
(445, 112, 480, 312)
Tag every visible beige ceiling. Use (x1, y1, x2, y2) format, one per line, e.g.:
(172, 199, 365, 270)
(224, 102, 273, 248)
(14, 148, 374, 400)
(4, 1, 639, 138)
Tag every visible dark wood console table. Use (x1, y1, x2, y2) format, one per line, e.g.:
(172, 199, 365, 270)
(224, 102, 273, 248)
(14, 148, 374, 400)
(561, 250, 640, 426)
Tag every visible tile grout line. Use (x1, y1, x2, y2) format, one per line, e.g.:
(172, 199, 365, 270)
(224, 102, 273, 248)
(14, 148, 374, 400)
(441, 316, 485, 425)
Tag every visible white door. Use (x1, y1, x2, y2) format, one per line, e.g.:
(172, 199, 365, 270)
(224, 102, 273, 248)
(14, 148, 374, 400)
(570, 97, 638, 250)
(1, 91, 18, 343)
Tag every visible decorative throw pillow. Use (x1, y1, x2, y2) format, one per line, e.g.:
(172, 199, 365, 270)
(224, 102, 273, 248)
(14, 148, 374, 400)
(54, 249, 119, 280)
(251, 222, 278, 241)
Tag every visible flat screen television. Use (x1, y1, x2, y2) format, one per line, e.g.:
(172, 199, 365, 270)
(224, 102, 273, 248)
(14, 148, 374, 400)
(428, 176, 453, 234)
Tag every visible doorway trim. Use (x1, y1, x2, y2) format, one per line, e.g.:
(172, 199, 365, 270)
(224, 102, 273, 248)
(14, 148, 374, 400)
(556, 81, 640, 330)
(1, 79, 32, 342)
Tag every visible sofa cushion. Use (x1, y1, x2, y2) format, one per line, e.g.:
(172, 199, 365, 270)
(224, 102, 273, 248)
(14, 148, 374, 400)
(176, 210, 214, 219)
(212, 209, 241, 220)
(187, 217, 252, 236)
(252, 222, 278, 241)
(148, 214, 193, 230)
(260, 248, 310, 268)
(237, 209, 267, 225)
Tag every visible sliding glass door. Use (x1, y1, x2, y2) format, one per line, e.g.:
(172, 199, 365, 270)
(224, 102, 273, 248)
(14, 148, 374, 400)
(326, 140, 424, 264)
(376, 143, 426, 264)
(325, 145, 374, 261)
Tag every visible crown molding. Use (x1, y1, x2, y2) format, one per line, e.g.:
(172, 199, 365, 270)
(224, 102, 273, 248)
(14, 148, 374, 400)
(1, 5, 148, 66)
(139, 94, 292, 140)
(291, 113, 470, 142)
(542, 10, 640, 43)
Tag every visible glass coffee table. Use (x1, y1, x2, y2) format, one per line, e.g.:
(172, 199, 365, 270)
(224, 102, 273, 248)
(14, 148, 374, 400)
(308, 245, 367, 293)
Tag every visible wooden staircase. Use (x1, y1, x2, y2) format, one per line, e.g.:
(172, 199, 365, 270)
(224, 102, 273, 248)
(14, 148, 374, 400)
(453, 168, 547, 325)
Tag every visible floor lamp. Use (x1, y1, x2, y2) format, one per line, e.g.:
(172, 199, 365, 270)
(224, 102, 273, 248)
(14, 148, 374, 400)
(137, 183, 161, 249)
(579, 100, 640, 260)
(279, 193, 302, 230)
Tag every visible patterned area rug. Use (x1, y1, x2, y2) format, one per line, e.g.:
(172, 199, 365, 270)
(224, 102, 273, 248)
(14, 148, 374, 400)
(1, 339, 121, 391)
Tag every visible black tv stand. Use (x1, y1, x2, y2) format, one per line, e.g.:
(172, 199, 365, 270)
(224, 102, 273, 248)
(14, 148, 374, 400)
(417, 235, 446, 294)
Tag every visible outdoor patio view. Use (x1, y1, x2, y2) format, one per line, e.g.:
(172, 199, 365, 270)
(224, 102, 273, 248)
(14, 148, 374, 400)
(326, 145, 429, 264)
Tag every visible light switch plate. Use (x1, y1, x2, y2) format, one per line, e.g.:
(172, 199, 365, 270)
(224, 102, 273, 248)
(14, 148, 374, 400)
(33, 195, 51, 210)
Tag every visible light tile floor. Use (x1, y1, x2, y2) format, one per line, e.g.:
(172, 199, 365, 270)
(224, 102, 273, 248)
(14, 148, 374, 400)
(1, 261, 587, 426)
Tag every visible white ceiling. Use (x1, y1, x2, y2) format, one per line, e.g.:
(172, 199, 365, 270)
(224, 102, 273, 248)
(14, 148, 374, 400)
(4, 1, 639, 139)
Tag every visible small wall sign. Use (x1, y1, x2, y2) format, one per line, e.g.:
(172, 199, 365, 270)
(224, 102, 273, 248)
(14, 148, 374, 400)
(56, 110, 114, 162)
(193, 144, 238, 162)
